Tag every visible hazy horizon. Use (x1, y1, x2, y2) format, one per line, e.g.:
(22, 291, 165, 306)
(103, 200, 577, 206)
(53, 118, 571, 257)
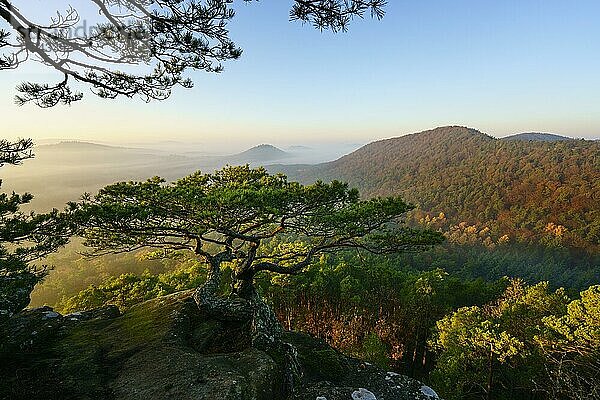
(17, 127, 597, 156)
(2, 1, 600, 143)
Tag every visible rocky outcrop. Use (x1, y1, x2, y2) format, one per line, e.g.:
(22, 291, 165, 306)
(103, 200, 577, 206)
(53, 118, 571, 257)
(0, 290, 440, 400)
(287, 332, 439, 400)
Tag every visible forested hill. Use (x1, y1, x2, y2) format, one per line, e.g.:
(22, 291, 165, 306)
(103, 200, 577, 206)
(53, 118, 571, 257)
(502, 132, 574, 142)
(291, 126, 600, 251)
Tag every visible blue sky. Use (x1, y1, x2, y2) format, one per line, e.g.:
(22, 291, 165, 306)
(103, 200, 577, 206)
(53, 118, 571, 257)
(1, 0, 599, 148)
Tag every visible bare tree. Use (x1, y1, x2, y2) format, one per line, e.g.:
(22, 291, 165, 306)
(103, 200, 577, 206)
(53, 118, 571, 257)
(539, 351, 600, 400)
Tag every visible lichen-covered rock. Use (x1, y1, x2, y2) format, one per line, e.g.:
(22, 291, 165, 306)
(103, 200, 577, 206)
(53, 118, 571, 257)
(64, 305, 120, 321)
(287, 332, 439, 400)
(286, 331, 352, 383)
(351, 388, 377, 400)
(290, 356, 440, 400)
(0, 290, 440, 400)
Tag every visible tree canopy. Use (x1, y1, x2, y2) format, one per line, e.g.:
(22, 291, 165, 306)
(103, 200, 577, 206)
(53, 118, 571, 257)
(72, 165, 443, 300)
(0, 0, 386, 107)
(430, 279, 600, 400)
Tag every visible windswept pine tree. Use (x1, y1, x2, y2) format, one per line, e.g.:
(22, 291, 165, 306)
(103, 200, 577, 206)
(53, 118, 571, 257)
(70, 165, 443, 393)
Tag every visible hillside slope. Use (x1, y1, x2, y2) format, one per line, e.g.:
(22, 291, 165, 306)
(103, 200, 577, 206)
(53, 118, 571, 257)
(295, 126, 600, 250)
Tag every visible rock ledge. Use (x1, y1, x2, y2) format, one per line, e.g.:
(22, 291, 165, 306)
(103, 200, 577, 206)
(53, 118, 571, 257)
(0, 290, 439, 400)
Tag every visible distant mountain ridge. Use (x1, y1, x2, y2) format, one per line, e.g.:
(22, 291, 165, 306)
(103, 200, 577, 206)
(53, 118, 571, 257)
(10, 129, 600, 251)
(502, 132, 574, 142)
(226, 144, 290, 163)
(35, 141, 179, 157)
(3, 142, 293, 211)
(287, 126, 600, 251)
(38, 141, 124, 150)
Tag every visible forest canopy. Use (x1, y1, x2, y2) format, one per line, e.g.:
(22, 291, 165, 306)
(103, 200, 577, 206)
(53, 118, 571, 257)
(298, 126, 600, 253)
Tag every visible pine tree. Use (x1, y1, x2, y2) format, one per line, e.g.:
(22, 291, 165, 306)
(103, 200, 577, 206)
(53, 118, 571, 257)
(0, 139, 70, 317)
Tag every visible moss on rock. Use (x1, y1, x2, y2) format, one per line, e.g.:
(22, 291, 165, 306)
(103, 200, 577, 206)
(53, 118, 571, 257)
(284, 331, 351, 383)
(1, 290, 439, 400)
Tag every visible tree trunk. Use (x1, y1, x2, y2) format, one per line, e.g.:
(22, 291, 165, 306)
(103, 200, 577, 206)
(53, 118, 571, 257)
(195, 265, 301, 398)
(487, 347, 493, 400)
(231, 269, 257, 301)
(193, 260, 252, 321)
(245, 285, 302, 397)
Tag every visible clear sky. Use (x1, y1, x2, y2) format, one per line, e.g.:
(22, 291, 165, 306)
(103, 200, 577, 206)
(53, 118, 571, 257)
(1, 0, 599, 149)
